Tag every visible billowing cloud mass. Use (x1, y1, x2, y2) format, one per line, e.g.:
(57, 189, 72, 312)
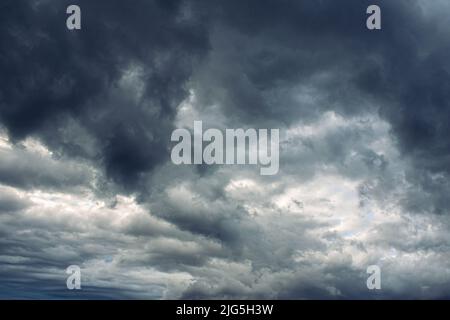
(1, 0, 450, 299)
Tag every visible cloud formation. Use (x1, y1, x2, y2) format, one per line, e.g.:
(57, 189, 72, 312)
(1, 0, 450, 299)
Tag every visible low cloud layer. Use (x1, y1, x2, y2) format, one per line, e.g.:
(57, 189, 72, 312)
(1, 0, 450, 299)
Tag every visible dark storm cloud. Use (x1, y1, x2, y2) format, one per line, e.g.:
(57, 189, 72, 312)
(1, 0, 449, 205)
(190, 0, 384, 125)
(164, 0, 450, 298)
(0, 0, 209, 190)
(188, 0, 450, 214)
(1, 0, 450, 300)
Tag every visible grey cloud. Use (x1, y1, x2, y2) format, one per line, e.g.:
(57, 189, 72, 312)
(0, 144, 92, 190)
(1, 0, 450, 300)
(188, 0, 450, 217)
(0, 188, 31, 213)
(0, 0, 209, 191)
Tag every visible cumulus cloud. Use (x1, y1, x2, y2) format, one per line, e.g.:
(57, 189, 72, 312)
(0, 0, 450, 299)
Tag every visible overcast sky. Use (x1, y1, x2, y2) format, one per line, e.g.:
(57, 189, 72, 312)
(1, 0, 450, 299)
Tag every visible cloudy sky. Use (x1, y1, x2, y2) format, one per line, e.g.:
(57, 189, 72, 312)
(1, 0, 450, 299)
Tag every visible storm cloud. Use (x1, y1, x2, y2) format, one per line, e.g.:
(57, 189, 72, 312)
(0, 0, 450, 299)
